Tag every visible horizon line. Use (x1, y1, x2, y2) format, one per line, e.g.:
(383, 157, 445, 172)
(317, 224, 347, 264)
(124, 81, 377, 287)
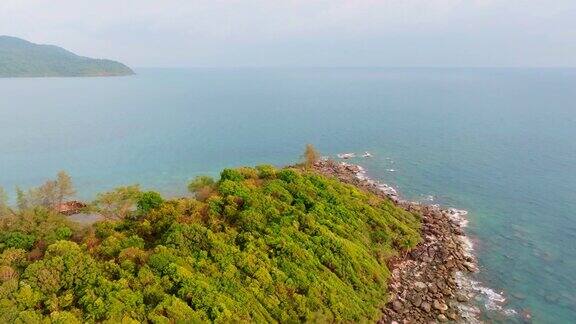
(130, 65, 576, 70)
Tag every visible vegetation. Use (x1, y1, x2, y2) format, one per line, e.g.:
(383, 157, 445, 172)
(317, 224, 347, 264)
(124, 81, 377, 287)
(93, 185, 142, 220)
(0, 36, 134, 77)
(10, 171, 77, 212)
(0, 187, 9, 216)
(188, 176, 216, 201)
(0, 164, 421, 322)
(302, 144, 320, 169)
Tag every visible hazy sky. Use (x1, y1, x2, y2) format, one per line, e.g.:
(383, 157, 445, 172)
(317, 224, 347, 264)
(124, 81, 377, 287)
(1, 0, 575, 67)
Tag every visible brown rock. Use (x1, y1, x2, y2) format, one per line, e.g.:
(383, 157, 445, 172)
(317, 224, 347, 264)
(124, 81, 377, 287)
(420, 301, 431, 313)
(392, 300, 404, 312)
(456, 293, 470, 302)
(446, 311, 458, 320)
(414, 281, 427, 292)
(433, 299, 448, 313)
(437, 314, 448, 322)
(410, 294, 422, 307)
(463, 261, 476, 272)
(436, 280, 446, 290)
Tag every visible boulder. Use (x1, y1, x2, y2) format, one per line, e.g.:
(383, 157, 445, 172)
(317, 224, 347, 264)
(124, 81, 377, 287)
(437, 314, 448, 322)
(410, 294, 422, 307)
(392, 300, 404, 312)
(456, 293, 470, 303)
(446, 311, 458, 320)
(433, 299, 448, 313)
(414, 281, 427, 292)
(463, 262, 477, 272)
(420, 302, 431, 313)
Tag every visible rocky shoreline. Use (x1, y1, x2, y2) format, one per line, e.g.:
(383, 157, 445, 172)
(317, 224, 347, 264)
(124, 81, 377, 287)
(312, 160, 479, 323)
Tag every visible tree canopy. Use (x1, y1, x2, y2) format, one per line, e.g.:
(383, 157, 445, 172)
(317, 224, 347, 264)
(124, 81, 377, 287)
(0, 165, 421, 322)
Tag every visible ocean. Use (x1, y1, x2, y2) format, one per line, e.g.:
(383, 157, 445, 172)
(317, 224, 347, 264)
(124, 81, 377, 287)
(1, 68, 575, 322)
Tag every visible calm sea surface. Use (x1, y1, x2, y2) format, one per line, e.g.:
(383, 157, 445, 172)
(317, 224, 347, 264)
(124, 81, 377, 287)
(1, 68, 575, 322)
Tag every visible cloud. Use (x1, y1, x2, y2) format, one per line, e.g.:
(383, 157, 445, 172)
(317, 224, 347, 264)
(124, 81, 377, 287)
(1, 0, 575, 66)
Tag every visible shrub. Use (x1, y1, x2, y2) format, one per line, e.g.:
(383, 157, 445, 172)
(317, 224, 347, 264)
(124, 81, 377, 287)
(219, 169, 244, 182)
(137, 191, 164, 214)
(255, 164, 277, 179)
(53, 227, 73, 241)
(1, 232, 36, 251)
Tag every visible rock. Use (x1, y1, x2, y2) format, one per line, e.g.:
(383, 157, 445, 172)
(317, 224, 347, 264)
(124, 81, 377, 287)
(420, 302, 431, 313)
(410, 294, 422, 307)
(511, 292, 526, 300)
(392, 300, 404, 312)
(456, 293, 470, 302)
(437, 314, 448, 322)
(436, 279, 446, 289)
(463, 262, 476, 272)
(544, 293, 559, 303)
(414, 281, 427, 292)
(428, 284, 438, 294)
(446, 311, 457, 320)
(433, 299, 448, 313)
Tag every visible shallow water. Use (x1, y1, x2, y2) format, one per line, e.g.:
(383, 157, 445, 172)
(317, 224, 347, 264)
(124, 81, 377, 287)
(1, 68, 575, 322)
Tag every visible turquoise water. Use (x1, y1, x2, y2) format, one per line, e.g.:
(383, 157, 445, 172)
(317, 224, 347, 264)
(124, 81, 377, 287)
(1, 68, 575, 322)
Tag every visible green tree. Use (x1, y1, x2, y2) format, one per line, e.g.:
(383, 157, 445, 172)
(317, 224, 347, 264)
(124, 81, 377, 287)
(93, 185, 141, 220)
(188, 176, 215, 201)
(137, 191, 163, 214)
(1, 232, 36, 250)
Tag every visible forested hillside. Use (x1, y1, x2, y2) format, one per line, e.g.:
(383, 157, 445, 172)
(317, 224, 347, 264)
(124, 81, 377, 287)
(0, 36, 133, 77)
(0, 165, 420, 322)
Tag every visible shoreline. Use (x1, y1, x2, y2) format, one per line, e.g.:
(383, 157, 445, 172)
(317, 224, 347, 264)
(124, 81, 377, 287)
(312, 159, 498, 323)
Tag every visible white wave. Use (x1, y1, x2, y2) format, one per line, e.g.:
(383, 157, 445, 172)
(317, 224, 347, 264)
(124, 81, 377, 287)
(337, 152, 356, 159)
(460, 235, 475, 256)
(455, 272, 518, 318)
(446, 208, 470, 228)
(423, 194, 435, 202)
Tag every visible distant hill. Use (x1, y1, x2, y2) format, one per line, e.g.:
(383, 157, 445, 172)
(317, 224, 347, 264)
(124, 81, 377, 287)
(0, 36, 134, 77)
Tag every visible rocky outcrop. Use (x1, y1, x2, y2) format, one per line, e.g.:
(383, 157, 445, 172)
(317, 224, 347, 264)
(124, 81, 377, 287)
(56, 200, 87, 215)
(312, 160, 478, 323)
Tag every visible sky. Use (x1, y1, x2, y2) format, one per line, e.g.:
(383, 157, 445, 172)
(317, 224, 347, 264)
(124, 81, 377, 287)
(1, 0, 575, 67)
